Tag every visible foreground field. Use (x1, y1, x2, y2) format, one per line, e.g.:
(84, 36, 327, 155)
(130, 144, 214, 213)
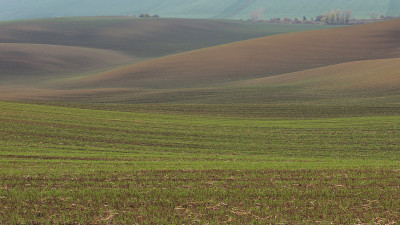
(2, 168, 398, 224)
(0, 102, 399, 223)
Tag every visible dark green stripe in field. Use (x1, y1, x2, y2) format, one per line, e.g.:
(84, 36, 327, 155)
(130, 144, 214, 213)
(1, 101, 399, 166)
(32, 102, 400, 119)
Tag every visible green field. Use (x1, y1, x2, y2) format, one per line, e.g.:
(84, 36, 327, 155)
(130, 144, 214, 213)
(0, 101, 399, 223)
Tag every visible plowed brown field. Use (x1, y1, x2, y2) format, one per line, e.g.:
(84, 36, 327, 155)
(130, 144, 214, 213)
(241, 58, 400, 89)
(75, 20, 400, 89)
(2, 19, 400, 104)
(0, 43, 133, 85)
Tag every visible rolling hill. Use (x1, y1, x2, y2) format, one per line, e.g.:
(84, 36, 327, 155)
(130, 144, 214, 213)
(0, 43, 133, 85)
(225, 58, 400, 104)
(0, 17, 334, 87)
(0, 17, 334, 58)
(1, 19, 400, 105)
(68, 19, 400, 89)
(1, 0, 399, 21)
(36, 58, 400, 104)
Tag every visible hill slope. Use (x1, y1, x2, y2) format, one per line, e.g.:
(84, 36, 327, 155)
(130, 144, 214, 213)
(1, 0, 399, 21)
(0, 43, 132, 85)
(2, 20, 400, 105)
(0, 18, 333, 58)
(0, 17, 333, 86)
(29, 58, 400, 104)
(226, 58, 400, 104)
(72, 20, 400, 90)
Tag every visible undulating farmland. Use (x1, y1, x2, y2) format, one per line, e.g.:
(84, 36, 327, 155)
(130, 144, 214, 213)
(1, 17, 399, 224)
(2, 19, 400, 104)
(0, 17, 337, 87)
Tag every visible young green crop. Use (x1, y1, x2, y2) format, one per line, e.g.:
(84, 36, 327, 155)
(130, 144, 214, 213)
(0, 101, 399, 223)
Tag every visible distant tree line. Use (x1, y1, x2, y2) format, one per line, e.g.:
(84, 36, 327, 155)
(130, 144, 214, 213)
(248, 8, 352, 24)
(247, 8, 398, 25)
(139, 14, 159, 18)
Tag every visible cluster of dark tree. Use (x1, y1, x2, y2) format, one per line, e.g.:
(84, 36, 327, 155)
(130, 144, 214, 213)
(268, 17, 301, 23)
(268, 16, 318, 24)
(139, 14, 159, 18)
(383, 15, 400, 19)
